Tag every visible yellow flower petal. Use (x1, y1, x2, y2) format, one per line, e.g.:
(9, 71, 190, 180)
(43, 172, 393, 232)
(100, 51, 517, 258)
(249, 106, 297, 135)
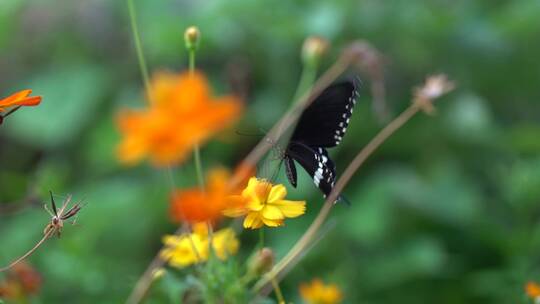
(272, 200, 306, 218)
(261, 205, 284, 220)
(244, 212, 263, 229)
(261, 217, 283, 227)
(268, 184, 287, 203)
(212, 228, 239, 260)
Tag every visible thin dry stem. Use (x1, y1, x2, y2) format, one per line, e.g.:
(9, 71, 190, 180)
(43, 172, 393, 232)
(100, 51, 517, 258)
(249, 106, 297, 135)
(0, 229, 54, 272)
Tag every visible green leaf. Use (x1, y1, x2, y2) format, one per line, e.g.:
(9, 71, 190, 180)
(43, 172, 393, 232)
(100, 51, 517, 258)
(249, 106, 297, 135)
(5, 64, 110, 148)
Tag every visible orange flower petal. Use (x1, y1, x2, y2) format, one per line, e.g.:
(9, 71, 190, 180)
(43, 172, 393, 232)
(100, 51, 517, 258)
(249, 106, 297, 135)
(0, 90, 42, 112)
(526, 281, 540, 298)
(116, 70, 242, 167)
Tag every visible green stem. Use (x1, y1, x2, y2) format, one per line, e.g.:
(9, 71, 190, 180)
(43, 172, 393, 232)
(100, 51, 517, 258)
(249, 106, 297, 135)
(187, 47, 205, 188)
(271, 277, 286, 304)
(127, 0, 153, 104)
(259, 227, 265, 248)
(189, 49, 196, 74)
(291, 63, 317, 104)
(193, 145, 204, 189)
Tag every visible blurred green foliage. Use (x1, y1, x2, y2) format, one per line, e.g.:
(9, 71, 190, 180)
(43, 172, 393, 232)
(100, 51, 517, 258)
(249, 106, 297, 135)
(1, 0, 540, 303)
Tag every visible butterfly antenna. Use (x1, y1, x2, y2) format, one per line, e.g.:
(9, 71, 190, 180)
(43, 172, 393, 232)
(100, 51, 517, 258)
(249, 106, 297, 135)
(268, 158, 284, 185)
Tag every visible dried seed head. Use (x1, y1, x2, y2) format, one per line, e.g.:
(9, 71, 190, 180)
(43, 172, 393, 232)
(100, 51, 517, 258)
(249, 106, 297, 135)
(184, 26, 200, 51)
(342, 40, 385, 70)
(413, 74, 455, 115)
(302, 36, 329, 67)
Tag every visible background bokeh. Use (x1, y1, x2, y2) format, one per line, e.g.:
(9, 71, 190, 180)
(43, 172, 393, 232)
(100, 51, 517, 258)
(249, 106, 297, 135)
(1, 0, 540, 303)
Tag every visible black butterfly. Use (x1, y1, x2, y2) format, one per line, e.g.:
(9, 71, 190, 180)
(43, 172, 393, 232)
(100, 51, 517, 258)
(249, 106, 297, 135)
(283, 79, 359, 201)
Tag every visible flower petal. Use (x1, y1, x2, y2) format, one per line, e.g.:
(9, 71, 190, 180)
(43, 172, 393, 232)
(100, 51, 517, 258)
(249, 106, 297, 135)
(222, 195, 248, 217)
(0, 90, 41, 110)
(261, 217, 283, 227)
(268, 184, 287, 203)
(243, 212, 263, 229)
(272, 200, 306, 218)
(261, 205, 284, 220)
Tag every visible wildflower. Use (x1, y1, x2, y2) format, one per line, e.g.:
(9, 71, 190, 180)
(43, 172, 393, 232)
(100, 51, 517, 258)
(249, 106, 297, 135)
(211, 226, 240, 260)
(0, 262, 42, 299)
(160, 223, 239, 268)
(224, 177, 306, 229)
(299, 279, 343, 304)
(0, 90, 42, 124)
(526, 281, 540, 303)
(170, 165, 254, 224)
(0, 90, 42, 112)
(413, 74, 455, 115)
(116, 71, 242, 166)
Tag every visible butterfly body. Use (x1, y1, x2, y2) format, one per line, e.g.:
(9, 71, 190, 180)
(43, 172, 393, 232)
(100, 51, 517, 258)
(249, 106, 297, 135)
(283, 79, 359, 200)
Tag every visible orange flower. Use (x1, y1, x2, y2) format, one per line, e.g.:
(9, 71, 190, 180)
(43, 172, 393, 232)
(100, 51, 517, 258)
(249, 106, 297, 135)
(0, 262, 42, 299)
(0, 90, 42, 125)
(170, 165, 253, 224)
(116, 70, 242, 166)
(526, 281, 540, 300)
(0, 90, 41, 112)
(299, 279, 343, 304)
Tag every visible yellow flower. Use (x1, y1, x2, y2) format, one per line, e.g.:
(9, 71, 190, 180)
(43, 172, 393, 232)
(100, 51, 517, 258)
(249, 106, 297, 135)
(160, 223, 239, 268)
(224, 177, 306, 229)
(211, 226, 240, 260)
(299, 279, 343, 304)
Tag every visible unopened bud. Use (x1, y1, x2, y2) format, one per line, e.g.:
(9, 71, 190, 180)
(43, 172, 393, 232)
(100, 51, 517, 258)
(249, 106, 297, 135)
(301, 36, 329, 67)
(184, 26, 200, 51)
(248, 247, 274, 276)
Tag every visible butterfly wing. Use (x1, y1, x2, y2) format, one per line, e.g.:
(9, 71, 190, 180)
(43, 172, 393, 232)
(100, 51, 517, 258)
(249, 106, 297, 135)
(291, 79, 359, 147)
(284, 156, 297, 188)
(286, 143, 336, 197)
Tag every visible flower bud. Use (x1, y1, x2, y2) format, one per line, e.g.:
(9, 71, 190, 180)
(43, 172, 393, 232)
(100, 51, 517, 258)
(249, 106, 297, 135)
(248, 247, 274, 276)
(184, 26, 200, 51)
(301, 36, 329, 67)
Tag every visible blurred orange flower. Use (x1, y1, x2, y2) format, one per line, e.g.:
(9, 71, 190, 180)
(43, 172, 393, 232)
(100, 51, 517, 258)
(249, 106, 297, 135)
(526, 281, 540, 300)
(0, 90, 42, 112)
(0, 262, 42, 299)
(299, 279, 343, 304)
(170, 165, 254, 224)
(116, 70, 242, 166)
